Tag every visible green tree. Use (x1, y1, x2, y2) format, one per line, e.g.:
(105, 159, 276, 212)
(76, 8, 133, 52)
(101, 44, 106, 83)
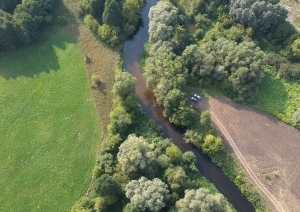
(112, 72, 136, 98)
(117, 134, 156, 175)
(122, 0, 144, 37)
(165, 145, 182, 163)
(125, 177, 170, 211)
(202, 134, 223, 155)
(290, 38, 300, 60)
(93, 174, 120, 197)
(98, 24, 120, 46)
(0, 0, 21, 12)
(164, 166, 195, 194)
(108, 103, 132, 136)
(293, 108, 300, 126)
(102, 0, 122, 28)
(184, 129, 203, 149)
(176, 188, 227, 212)
(84, 14, 99, 34)
(230, 0, 287, 35)
(79, 0, 105, 21)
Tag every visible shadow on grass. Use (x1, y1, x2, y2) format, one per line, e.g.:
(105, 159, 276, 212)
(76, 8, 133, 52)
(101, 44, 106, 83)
(0, 1, 79, 79)
(252, 73, 289, 117)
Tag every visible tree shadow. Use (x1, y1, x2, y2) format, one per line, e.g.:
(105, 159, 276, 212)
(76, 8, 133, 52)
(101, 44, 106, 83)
(0, 0, 80, 79)
(92, 81, 107, 95)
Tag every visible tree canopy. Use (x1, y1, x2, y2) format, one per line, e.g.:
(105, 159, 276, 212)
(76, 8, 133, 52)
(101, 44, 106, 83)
(117, 134, 156, 175)
(176, 188, 227, 212)
(0, 0, 57, 51)
(230, 0, 287, 35)
(125, 176, 170, 211)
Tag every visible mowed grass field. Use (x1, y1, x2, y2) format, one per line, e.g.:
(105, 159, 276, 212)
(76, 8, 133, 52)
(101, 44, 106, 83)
(0, 34, 102, 212)
(253, 71, 300, 125)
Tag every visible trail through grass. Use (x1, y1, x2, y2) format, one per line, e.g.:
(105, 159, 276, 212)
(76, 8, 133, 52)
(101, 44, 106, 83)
(0, 34, 102, 212)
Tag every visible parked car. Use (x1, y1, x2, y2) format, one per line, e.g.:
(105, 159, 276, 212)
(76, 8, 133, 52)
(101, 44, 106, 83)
(191, 96, 198, 102)
(193, 94, 201, 100)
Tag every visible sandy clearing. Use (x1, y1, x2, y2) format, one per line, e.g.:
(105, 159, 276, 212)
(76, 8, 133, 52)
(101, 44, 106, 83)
(195, 97, 300, 212)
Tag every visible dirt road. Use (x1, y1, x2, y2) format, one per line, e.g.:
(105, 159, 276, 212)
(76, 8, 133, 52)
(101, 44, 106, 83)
(195, 97, 300, 212)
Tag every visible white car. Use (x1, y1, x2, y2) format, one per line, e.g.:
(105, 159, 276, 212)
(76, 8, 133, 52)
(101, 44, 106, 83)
(191, 96, 198, 102)
(193, 94, 201, 100)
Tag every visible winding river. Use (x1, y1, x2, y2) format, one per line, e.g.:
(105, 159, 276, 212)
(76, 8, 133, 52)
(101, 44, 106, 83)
(123, 0, 255, 211)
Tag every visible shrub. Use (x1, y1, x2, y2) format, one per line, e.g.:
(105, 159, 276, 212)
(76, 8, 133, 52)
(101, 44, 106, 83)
(91, 74, 102, 88)
(293, 108, 300, 126)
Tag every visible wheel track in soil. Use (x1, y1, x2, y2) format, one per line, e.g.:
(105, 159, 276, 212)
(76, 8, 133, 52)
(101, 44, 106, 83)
(210, 111, 286, 212)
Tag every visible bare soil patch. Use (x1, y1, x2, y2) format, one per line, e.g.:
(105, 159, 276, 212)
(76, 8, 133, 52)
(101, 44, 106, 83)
(196, 97, 300, 212)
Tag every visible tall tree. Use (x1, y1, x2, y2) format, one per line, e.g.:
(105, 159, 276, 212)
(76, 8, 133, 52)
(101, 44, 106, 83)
(117, 134, 156, 175)
(102, 0, 122, 28)
(230, 0, 287, 35)
(125, 177, 170, 211)
(176, 188, 227, 212)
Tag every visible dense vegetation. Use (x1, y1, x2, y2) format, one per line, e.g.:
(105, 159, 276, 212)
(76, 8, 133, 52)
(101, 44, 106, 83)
(0, 0, 57, 51)
(71, 72, 233, 212)
(0, 34, 102, 212)
(80, 0, 144, 46)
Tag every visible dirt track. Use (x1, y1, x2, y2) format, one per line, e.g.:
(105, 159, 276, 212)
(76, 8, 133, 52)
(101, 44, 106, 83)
(195, 97, 300, 212)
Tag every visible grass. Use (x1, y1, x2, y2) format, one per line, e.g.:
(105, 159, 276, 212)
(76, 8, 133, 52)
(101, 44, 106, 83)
(0, 34, 102, 212)
(252, 69, 300, 125)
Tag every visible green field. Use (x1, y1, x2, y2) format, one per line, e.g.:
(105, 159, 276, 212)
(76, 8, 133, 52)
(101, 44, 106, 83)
(0, 34, 102, 211)
(252, 70, 300, 125)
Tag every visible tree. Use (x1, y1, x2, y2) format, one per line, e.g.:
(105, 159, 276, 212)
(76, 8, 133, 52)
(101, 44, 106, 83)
(109, 103, 132, 136)
(290, 38, 300, 60)
(204, 38, 264, 102)
(117, 134, 156, 175)
(125, 177, 170, 211)
(98, 24, 120, 46)
(165, 145, 182, 164)
(112, 72, 136, 98)
(162, 88, 186, 117)
(293, 108, 300, 126)
(92, 174, 120, 197)
(176, 188, 227, 212)
(102, 0, 122, 28)
(164, 166, 195, 194)
(181, 44, 215, 81)
(202, 134, 223, 155)
(229, 0, 287, 35)
(0, 0, 21, 12)
(184, 129, 203, 149)
(122, 0, 144, 37)
(84, 14, 99, 34)
(148, 1, 183, 44)
(123, 203, 138, 212)
(79, 0, 105, 21)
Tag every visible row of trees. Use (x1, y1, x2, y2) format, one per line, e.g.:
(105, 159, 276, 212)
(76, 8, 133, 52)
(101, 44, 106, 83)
(81, 0, 144, 46)
(72, 71, 229, 211)
(0, 0, 57, 51)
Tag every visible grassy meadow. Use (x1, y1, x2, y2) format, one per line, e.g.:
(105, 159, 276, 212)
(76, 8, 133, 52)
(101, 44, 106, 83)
(252, 70, 300, 125)
(0, 34, 102, 212)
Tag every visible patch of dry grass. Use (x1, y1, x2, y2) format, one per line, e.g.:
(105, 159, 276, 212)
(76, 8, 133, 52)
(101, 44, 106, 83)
(78, 25, 119, 135)
(61, 0, 120, 135)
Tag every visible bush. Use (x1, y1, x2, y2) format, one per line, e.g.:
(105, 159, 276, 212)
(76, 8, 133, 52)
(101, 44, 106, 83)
(98, 24, 120, 47)
(202, 134, 223, 155)
(91, 74, 102, 88)
(293, 108, 300, 126)
(84, 14, 99, 34)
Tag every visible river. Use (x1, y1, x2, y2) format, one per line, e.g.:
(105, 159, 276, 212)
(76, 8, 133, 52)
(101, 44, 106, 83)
(123, 0, 255, 211)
